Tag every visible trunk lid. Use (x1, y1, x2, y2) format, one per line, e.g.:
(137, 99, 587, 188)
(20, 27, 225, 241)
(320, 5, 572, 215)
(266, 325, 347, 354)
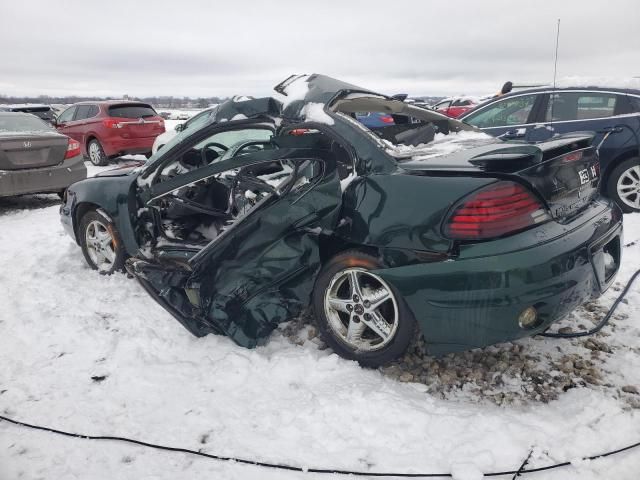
(115, 116, 165, 139)
(0, 132, 68, 170)
(107, 103, 164, 139)
(399, 132, 600, 221)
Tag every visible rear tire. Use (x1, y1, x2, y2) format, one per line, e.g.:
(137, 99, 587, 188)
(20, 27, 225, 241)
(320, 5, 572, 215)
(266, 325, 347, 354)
(312, 250, 417, 368)
(87, 139, 108, 166)
(606, 157, 640, 213)
(79, 210, 125, 274)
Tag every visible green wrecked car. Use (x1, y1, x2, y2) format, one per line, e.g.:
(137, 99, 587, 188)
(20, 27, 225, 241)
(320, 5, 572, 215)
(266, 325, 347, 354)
(61, 74, 622, 366)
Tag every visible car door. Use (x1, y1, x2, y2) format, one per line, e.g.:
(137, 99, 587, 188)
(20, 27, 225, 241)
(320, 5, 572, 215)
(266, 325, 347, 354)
(134, 143, 343, 346)
(55, 106, 77, 137)
(62, 105, 91, 143)
(462, 93, 543, 139)
(535, 91, 636, 168)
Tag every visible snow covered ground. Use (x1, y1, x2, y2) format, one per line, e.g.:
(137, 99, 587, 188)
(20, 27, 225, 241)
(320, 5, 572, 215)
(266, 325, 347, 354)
(1, 161, 639, 479)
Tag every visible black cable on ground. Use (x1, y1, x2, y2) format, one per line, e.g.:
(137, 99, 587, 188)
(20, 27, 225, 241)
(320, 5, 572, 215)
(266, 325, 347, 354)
(1, 413, 639, 477)
(540, 268, 640, 338)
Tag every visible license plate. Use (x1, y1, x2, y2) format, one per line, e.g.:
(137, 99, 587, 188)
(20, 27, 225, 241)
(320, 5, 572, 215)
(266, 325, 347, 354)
(578, 165, 598, 185)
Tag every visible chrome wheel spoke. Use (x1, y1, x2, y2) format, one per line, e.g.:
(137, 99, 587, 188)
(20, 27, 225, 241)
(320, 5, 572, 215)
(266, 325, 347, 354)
(364, 311, 392, 340)
(366, 288, 391, 310)
(328, 297, 351, 314)
(102, 247, 116, 263)
(348, 271, 363, 300)
(345, 316, 366, 344)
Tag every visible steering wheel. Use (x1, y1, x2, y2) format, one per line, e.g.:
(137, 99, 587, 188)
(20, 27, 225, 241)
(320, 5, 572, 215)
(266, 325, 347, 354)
(200, 141, 228, 165)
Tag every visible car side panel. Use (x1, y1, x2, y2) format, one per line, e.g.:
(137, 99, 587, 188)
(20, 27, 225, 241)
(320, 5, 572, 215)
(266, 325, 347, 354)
(336, 172, 496, 256)
(62, 174, 139, 254)
(188, 156, 343, 347)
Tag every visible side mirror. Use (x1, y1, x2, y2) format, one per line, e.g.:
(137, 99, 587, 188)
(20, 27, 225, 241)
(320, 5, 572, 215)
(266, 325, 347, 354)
(175, 123, 184, 132)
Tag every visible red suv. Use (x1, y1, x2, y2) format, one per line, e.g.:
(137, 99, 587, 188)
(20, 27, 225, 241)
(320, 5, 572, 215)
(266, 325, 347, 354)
(55, 101, 165, 165)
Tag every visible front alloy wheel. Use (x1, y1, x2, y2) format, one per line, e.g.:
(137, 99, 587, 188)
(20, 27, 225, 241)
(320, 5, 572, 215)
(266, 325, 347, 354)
(313, 251, 416, 367)
(79, 210, 125, 274)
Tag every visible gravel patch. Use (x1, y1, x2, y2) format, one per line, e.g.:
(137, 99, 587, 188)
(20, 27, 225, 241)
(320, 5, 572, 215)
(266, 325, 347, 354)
(280, 297, 638, 408)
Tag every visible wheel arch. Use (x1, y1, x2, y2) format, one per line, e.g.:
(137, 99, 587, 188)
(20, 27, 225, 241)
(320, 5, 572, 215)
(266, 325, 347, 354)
(319, 235, 381, 266)
(73, 202, 102, 243)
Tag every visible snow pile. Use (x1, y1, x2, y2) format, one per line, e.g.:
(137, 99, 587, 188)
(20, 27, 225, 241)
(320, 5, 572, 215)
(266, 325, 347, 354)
(301, 102, 334, 125)
(0, 170, 639, 479)
(279, 75, 310, 109)
(384, 130, 495, 160)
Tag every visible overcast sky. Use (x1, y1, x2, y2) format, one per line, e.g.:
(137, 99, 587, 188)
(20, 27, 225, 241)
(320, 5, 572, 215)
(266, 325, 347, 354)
(1, 0, 638, 99)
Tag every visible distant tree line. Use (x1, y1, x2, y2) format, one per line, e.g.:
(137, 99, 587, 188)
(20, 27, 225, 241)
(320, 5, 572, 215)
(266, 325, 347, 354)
(0, 94, 227, 109)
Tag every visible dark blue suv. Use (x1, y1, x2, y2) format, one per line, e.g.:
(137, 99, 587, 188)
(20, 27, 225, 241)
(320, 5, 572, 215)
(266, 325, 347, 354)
(460, 87, 640, 212)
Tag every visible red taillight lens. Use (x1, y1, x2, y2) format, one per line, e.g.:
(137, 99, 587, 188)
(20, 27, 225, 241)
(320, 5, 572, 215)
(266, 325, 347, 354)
(444, 181, 549, 240)
(103, 118, 122, 129)
(561, 151, 583, 163)
(380, 115, 394, 124)
(64, 139, 81, 159)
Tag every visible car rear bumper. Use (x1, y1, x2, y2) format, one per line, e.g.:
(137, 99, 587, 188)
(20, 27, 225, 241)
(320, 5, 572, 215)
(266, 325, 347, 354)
(101, 136, 156, 157)
(0, 155, 87, 197)
(375, 200, 623, 356)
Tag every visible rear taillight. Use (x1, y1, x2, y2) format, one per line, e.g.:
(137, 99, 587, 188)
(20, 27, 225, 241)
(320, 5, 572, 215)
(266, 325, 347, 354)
(380, 115, 394, 124)
(444, 181, 550, 240)
(103, 118, 122, 129)
(64, 139, 81, 159)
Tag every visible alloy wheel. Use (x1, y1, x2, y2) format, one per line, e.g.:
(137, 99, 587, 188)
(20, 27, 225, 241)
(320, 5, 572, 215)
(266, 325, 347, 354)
(616, 165, 640, 210)
(323, 267, 399, 352)
(85, 220, 116, 272)
(88, 142, 103, 165)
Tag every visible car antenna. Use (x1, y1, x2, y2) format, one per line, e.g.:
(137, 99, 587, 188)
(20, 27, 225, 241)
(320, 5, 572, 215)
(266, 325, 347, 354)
(549, 18, 561, 128)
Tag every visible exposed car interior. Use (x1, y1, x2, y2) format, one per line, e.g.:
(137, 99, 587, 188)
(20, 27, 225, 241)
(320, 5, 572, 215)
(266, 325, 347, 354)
(331, 96, 472, 146)
(142, 127, 353, 255)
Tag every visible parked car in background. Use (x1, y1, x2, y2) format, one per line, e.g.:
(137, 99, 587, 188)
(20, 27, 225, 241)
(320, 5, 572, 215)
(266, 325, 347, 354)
(0, 112, 86, 197)
(355, 111, 395, 128)
(55, 101, 165, 166)
(0, 104, 57, 126)
(61, 74, 621, 367)
(158, 111, 171, 120)
(152, 107, 216, 154)
(433, 97, 478, 118)
(460, 86, 640, 212)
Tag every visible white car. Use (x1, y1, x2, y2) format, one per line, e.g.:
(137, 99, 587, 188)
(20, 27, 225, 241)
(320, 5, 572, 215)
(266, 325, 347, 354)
(151, 107, 217, 155)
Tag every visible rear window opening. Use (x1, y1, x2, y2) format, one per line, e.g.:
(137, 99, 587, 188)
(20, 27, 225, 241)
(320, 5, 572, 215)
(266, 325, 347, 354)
(108, 104, 157, 119)
(330, 95, 490, 161)
(143, 128, 354, 254)
(331, 96, 474, 148)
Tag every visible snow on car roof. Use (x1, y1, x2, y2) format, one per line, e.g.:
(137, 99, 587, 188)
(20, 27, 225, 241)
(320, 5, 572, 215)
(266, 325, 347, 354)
(384, 130, 495, 160)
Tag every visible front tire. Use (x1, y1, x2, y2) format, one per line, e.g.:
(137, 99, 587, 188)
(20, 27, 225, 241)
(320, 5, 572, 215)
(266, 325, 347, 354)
(87, 139, 108, 166)
(606, 157, 640, 213)
(312, 250, 416, 367)
(79, 210, 125, 274)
